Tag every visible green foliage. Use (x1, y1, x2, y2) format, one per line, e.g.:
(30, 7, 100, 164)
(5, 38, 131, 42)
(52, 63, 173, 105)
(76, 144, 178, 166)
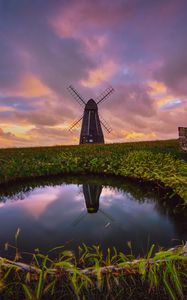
(0, 244, 186, 299)
(0, 139, 186, 201)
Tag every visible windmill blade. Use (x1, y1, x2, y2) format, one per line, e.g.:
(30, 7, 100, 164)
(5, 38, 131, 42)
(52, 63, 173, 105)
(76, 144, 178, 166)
(69, 116, 83, 132)
(96, 86, 114, 105)
(99, 208, 115, 222)
(99, 115, 112, 133)
(72, 211, 87, 227)
(67, 85, 86, 107)
(99, 209, 128, 233)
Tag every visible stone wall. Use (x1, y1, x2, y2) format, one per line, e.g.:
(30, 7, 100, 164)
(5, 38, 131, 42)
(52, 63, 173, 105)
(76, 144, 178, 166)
(178, 127, 187, 150)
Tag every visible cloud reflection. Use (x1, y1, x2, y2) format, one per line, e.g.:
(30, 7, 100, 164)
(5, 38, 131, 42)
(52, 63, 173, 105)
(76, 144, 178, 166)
(0, 181, 185, 257)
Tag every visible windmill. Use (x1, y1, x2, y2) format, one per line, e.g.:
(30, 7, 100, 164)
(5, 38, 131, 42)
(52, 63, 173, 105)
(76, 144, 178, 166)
(72, 184, 115, 227)
(67, 85, 114, 144)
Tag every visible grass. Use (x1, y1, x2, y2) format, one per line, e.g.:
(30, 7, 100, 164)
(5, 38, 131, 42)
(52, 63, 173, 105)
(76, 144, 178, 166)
(0, 139, 187, 299)
(0, 139, 187, 201)
(0, 243, 187, 299)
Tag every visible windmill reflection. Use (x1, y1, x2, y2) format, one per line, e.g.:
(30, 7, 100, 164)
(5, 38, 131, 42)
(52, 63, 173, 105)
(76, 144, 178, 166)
(72, 184, 115, 227)
(83, 184, 102, 213)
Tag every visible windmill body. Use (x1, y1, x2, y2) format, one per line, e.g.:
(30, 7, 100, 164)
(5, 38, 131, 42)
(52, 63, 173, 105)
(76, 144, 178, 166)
(83, 183, 102, 213)
(68, 85, 114, 145)
(80, 99, 104, 144)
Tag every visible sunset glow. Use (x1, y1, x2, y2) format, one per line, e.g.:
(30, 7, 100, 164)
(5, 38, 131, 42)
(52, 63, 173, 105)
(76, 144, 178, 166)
(0, 0, 187, 147)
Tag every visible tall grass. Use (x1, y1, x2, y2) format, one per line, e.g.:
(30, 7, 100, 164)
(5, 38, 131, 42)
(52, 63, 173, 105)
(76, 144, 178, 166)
(0, 243, 187, 299)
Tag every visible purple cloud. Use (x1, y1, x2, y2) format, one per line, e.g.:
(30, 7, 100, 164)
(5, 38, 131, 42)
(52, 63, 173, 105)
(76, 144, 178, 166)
(0, 0, 186, 147)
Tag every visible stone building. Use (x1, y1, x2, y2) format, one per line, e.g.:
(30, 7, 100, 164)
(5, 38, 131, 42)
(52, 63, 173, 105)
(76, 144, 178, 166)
(178, 127, 187, 150)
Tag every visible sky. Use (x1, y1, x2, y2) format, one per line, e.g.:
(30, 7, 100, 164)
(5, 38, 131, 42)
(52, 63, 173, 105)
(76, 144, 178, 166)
(0, 0, 187, 148)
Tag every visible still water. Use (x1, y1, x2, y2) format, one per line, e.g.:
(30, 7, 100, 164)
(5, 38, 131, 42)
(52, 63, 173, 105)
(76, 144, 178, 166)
(0, 176, 186, 258)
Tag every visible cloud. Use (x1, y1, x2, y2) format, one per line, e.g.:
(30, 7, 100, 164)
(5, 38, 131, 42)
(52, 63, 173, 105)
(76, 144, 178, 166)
(109, 82, 156, 118)
(81, 61, 119, 87)
(50, 0, 132, 38)
(148, 81, 167, 96)
(148, 80, 185, 109)
(0, 127, 30, 147)
(11, 75, 52, 98)
(154, 51, 187, 97)
(0, 39, 25, 90)
(0, 0, 187, 147)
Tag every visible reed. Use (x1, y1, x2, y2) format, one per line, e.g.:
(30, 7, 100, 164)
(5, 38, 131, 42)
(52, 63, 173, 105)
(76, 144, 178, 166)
(0, 243, 186, 299)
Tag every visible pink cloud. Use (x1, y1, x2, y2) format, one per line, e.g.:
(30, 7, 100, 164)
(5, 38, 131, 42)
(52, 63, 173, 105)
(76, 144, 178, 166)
(81, 61, 119, 87)
(0, 0, 187, 147)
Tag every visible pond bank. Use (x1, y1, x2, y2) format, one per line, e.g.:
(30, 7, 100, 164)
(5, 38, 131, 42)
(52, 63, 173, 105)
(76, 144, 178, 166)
(0, 140, 187, 202)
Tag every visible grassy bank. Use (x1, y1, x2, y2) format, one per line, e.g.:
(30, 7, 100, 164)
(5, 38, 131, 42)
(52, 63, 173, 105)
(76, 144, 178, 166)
(0, 139, 187, 201)
(0, 243, 187, 299)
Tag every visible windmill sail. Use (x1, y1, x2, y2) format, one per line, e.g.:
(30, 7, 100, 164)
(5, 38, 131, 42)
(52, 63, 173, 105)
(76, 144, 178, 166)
(99, 115, 112, 133)
(96, 86, 114, 105)
(69, 116, 83, 131)
(67, 85, 86, 106)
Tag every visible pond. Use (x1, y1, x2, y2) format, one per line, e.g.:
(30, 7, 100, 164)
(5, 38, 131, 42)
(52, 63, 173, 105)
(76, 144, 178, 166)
(0, 176, 186, 259)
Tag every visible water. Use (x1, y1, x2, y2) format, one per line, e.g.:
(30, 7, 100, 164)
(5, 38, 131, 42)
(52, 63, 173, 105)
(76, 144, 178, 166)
(0, 176, 186, 259)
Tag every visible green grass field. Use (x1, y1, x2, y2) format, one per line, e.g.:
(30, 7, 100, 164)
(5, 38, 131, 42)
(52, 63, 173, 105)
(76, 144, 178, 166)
(0, 139, 187, 201)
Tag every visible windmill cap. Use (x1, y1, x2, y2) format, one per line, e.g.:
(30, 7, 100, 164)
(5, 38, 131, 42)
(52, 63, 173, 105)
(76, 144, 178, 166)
(87, 207, 98, 213)
(86, 99, 97, 110)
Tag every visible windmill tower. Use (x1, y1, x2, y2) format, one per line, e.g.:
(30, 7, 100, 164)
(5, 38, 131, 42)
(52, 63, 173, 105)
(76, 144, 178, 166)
(68, 85, 114, 144)
(83, 184, 102, 213)
(72, 184, 115, 227)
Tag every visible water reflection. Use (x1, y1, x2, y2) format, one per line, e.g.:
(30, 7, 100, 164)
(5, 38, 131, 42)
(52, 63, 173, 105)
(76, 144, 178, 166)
(0, 176, 186, 259)
(83, 184, 102, 213)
